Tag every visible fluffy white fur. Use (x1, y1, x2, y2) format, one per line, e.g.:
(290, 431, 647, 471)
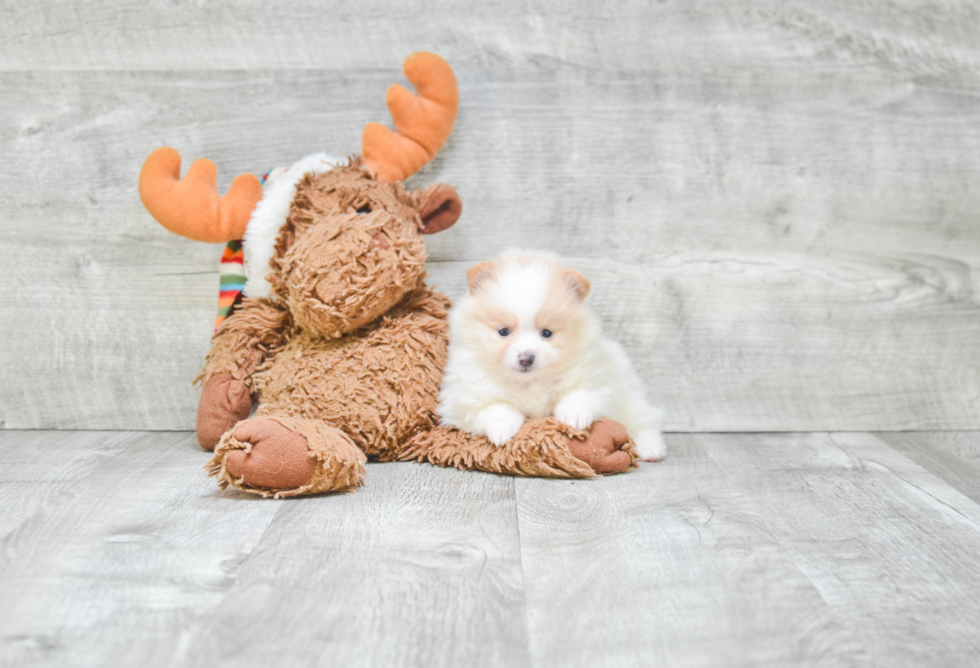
(242, 152, 343, 298)
(437, 250, 666, 461)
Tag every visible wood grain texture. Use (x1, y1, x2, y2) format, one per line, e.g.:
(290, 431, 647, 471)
(514, 434, 867, 667)
(0, 431, 285, 667)
(2, 1, 980, 430)
(876, 431, 980, 504)
(0, 430, 530, 668)
(5, 430, 980, 666)
(693, 432, 980, 666)
(515, 431, 980, 666)
(177, 465, 530, 667)
(0, 431, 131, 538)
(2, 1, 979, 73)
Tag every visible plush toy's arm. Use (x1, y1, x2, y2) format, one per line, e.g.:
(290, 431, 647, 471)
(193, 298, 289, 451)
(397, 418, 640, 478)
(195, 297, 290, 387)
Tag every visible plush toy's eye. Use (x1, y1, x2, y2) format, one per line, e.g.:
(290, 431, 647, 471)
(541, 329, 553, 339)
(498, 328, 510, 337)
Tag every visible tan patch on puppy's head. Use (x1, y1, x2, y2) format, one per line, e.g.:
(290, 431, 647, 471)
(466, 260, 498, 295)
(466, 277, 518, 369)
(563, 270, 590, 300)
(532, 264, 593, 373)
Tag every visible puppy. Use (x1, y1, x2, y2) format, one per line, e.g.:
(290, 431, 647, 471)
(437, 250, 666, 461)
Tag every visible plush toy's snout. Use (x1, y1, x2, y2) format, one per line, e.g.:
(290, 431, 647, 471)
(270, 166, 456, 338)
(280, 210, 427, 337)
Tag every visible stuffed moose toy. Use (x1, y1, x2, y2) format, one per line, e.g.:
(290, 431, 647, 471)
(138, 52, 639, 497)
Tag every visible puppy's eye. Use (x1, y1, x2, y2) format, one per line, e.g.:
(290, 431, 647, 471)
(541, 329, 553, 339)
(498, 328, 510, 337)
(356, 205, 372, 214)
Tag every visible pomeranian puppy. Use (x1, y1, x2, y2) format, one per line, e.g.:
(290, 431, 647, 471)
(437, 250, 666, 461)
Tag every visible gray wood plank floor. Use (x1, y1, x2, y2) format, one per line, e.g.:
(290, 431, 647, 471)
(2, 430, 979, 667)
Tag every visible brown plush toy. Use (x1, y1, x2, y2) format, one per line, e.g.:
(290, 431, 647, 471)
(139, 52, 638, 497)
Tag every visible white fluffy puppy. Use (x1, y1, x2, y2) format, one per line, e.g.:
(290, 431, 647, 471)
(437, 250, 666, 461)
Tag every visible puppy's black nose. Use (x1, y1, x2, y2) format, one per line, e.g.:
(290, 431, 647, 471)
(518, 353, 535, 369)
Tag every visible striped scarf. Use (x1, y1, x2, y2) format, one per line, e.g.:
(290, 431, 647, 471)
(215, 240, 246, 330)
(213, 168, 279, 330)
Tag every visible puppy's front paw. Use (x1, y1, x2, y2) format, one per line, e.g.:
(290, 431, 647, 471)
(486, 419, 523, 446)
(475, 404, 527, 446)
(554, 391, 602, 431)
(634, 430, 667, 462)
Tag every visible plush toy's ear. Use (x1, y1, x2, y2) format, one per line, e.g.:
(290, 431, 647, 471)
(139, 147, 263, 243)
(466, 260, 497, 294)
(361, 52, 459, 183)
(564, 269, 591, 300)
(418, 184, 462, 234)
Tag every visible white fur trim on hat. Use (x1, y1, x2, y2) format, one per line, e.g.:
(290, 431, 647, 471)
(242, 152, 343, 299)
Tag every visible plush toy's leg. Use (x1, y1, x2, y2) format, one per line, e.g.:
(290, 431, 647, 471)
(565, 419, 639, 473)
(205, 417, 367, 498)
(397, 417, 639, 478)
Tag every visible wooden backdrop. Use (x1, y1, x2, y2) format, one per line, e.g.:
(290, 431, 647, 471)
(2, 1, 978, 431)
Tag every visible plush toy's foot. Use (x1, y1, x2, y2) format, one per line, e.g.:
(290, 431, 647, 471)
(206, 417, 367, 498)
(197, 373, 251, 451)
(565, 418, 637, 473)
(224, 420, 317, 489)
(398, 417, 639, 478)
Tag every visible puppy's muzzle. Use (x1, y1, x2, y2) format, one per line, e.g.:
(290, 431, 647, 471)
(518, 352, 535, 370)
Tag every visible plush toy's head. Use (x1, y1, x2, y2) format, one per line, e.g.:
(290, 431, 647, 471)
(138, 52, 461, 334)
(272, 161, 459, 337)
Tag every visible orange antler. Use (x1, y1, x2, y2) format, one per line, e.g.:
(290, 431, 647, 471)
(138, 147, 263, 243)
(361, 52, 459, 183)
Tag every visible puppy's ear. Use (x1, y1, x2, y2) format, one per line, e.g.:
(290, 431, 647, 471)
(563, 269, 590, 300)
(467, 260, 497, 294)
